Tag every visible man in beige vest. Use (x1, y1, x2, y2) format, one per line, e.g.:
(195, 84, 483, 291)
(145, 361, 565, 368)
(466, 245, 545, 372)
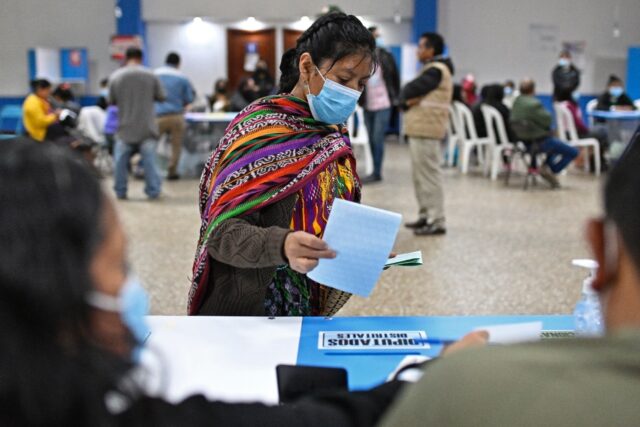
(380, 133, 640, 426)
(401, 32, 453, 236)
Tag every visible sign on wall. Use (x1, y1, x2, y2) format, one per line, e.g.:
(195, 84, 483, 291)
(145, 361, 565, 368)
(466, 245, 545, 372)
(110, 35, 144, 61)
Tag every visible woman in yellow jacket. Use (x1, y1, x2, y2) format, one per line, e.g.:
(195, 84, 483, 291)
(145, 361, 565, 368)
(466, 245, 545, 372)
(22, 79, 60, 141)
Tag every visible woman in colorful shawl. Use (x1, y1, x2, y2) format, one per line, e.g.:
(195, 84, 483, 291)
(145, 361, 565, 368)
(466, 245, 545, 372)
(189, 13, 377, 316)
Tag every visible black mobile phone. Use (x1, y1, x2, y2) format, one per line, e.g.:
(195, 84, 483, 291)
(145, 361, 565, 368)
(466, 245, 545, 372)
(276, 364, 348, 404)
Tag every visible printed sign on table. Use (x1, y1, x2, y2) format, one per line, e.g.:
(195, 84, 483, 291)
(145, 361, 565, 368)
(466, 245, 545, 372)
(318, 330, 429, 351)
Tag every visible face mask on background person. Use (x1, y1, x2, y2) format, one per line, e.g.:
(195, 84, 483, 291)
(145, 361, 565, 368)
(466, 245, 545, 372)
(306, 66, 361, 125)
(558, 58, 570, 67)
(375, 37, 385, 48)
(87, 274, 151, 361)
(504, 86, 513, 96)
(609, 86, 624, 98)
(99, 88, 109, 98)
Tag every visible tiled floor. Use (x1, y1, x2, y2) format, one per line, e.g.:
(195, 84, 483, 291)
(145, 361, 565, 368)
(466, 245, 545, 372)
(110, 141, 602, 316)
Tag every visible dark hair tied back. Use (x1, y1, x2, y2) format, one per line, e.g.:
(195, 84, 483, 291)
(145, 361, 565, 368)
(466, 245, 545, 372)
(278, 12, 377, 93)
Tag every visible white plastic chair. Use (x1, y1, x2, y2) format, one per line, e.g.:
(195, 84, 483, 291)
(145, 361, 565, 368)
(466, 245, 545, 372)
(585, 98, 598, 127)
(454, 101, 492, 174)
(554, 102, 601, 176)
(346, 106, 374, 177)
(445, 104, 463, 167)
(480, 105, 517, 181)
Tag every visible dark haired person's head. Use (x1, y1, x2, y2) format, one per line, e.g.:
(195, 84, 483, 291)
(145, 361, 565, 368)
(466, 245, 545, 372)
(588, 132, 640, 333)
(607, 74, 625, 98)
(0, 140, 136, 424)
(417, 32, 444, 63)
(214, 78, 228, 94)
(125, 47, 143, 62)
(482, 84, 504, 105)
(165, 52, 180, 67)
(30, 78, 52, 98)
(53, 84, 75, 102)
(519, 78, 535, 95)
(278, 12, 376, 96)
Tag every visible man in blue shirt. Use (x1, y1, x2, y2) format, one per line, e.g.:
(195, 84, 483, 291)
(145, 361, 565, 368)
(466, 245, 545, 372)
(155, 52, 195, 180)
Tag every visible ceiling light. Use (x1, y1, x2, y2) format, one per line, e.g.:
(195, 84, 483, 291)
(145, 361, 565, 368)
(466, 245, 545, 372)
(193, 16, 202, 23)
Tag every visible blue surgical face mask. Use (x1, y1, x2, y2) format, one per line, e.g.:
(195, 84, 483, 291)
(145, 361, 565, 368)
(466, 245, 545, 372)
(609, 86, 623, 98)
(306, 67, 361, 125)
(558, 58, 570, 67)
(87, 274, 151, 361)
(504, 86, 513, 96)
(375, 37, 385, 48)
(100, 88, 109, 98)
(572, 91, 580, 102)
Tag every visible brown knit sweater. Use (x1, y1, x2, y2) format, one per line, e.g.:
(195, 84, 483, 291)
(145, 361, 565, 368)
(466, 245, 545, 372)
(197, 195, 297, 315)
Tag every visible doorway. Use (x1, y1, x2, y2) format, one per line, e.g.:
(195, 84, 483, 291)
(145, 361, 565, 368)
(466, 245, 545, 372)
(283, 29, 304, 52)
(226, 28, 276, 91)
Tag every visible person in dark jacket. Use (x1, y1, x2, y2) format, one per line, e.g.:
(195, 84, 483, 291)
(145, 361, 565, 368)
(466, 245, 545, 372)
(472, 83, 516, 145)
(359, 26, 400, 183)
(253, 59, 275, 98)
(229, 77, 259, 112)
(552, 50, 580, 101)
(0, 139, 403, 427)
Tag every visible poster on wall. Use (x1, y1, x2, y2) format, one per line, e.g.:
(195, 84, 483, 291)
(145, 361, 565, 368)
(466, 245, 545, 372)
(110, 35, 144, 61)
(528, 23, 557, 53)
(244, 42, 260, 72)
(562, 41, 587, 70)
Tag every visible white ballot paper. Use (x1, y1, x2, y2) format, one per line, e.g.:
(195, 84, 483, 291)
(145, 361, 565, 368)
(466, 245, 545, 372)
(474, 321, 543, 344)
(308, 199, 402, 297)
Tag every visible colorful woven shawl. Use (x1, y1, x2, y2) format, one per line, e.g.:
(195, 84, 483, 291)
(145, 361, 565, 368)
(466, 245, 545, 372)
(188, 95, 360, 314)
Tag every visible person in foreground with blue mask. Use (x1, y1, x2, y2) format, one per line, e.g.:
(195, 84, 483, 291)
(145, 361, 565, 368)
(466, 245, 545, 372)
(0, 139, 407, 426)
(380, 129, 640, 426)
(189, 12, 375, 317)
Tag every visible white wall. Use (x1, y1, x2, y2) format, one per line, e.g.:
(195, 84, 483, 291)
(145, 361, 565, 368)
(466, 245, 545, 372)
(142, 0, 414, 22)
(0, 0, 117, 95)
(438, 0, 640, 94)
(146, 21, 227, 100)
(146, 19, 412, 97)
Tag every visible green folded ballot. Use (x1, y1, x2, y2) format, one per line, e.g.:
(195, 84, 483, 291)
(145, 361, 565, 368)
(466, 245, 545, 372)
(384, 251, 423, 270)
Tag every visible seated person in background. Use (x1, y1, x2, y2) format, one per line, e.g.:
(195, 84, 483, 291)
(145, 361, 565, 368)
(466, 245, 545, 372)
(51, 83, 82, 116)
(595, 74, 636, 115)
(253, 59, 275, 98)
(556, 88, 608, 171)
(472, 83, 517, 145)
(229, 77, 259, 111)
(97, 78, 110, 110)
(208, 78, 231, 112)
(451, 83, 464, 105)
(502, 79, 518, 109)
(0, 139, 403, 427)
(21, 79, 60, 142)
(461, 73, 477, 106)
(510, 78, 578, 188)
(381, 130, 640, 427)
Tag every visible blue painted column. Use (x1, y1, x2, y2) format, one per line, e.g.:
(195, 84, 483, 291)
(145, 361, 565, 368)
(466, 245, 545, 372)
(116, 0, 144, 36)
(627, 46, 640, 100)
(413, 0, 438, 42)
